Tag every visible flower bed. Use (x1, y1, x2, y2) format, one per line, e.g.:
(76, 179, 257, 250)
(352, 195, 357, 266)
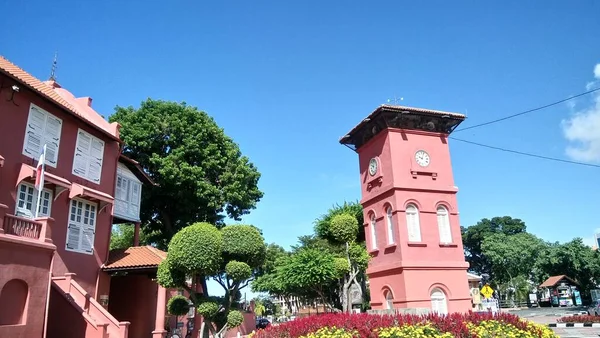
(557, 314, 600, 323)
(250, 312, 558, 338)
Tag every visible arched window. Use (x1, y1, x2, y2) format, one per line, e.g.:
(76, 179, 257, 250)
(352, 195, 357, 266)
(385, 207, 394, 245)
(384, 290, 394, 310)
(437, 206, 452, 243)
(0, 279, 28, 325)
(405, 204, 421, 242)
(370, 214, 378, 250)
(430, 288, 448, 315)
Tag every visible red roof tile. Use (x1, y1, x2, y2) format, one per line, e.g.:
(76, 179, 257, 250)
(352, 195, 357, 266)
(0, 55, 120, 141)
(103, 246, 167, 271)
(539, 275, 578, 288)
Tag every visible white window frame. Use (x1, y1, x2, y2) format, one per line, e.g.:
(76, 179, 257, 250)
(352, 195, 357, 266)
(385, 206, 394, 245)
(65, 198, 97, 255)
(15, 182, 53, 218)
(22, 103, 62, 168)
(437, 206, 452, 244)
(430, 288, 448, 314)
(72, 129, 105, 184)
(369, 214, 378, 250)
(385, 290, 394, 310)
(405, 204, 422, 242)
(114, 169, 142, 221)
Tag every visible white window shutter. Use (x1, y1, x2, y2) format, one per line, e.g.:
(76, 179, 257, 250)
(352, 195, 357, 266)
(89, 138, 104, 183)
(66, 223, 81, 250)
(23, 106, 45, 158)
(437, 208, 452, 243)
(130, 182, 141, 218)
(73, 131, 91, 177)
(81, 227, 95, 253)
(44, 114, 62, 166)
(370, 217, 378, 249)
(406, 206, 422, 242)
(386, 209, 394, 245)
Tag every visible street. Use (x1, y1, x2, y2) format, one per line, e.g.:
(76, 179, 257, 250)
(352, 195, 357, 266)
(507, 307, 599, 337)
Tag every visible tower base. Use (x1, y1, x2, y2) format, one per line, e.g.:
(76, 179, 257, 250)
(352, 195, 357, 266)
(367, 266, 472, 314)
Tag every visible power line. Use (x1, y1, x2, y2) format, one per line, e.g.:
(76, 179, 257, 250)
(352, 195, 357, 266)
(454, 86, 600, 133)
(449, 136, 600, 168)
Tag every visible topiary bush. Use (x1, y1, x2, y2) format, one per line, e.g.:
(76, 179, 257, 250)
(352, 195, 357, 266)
(329, 213, 359, 244)
(221, 225, 267, 267)
(167, 222, 223, 275)
(225, 260, 253, 282)
(197, 301, 220, 318)
(227, 310, 244, 328)
(167, 295, 190, 316)
(157, 259, 187, 288)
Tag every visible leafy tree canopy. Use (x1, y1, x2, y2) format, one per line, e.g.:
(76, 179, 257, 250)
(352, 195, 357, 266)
(314, 201, 364, 243)
(461, 216, 527, 277)
(110, 99, 263, 247)
(157, 223, 267, 336)
(481, 232, 545, 285)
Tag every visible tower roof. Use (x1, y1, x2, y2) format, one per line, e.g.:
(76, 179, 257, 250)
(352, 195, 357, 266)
(339, 104, 466, 151)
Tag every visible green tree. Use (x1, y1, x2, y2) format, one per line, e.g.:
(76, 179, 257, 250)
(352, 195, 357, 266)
(110, 99, 263, 248)
(329, 213, 370, 312)
(481, 232, 546, 285)
(534, 238, 600, 298)
(461, 216, 527, 278)
(109, 224, 151, 250)
(157, 223, 266, 338)
(278, 248, 345, 308)
(315, 201, 364, 243)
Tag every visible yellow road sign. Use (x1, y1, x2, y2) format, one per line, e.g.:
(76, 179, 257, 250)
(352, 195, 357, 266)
(481, 285, 494, 299)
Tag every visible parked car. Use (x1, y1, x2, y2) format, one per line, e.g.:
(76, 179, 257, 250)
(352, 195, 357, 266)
(587, 299, 600, 316)
(256, 318, 271, 330)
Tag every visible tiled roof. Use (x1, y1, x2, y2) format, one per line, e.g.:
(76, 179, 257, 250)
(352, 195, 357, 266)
(103, 246, 167, 271)
(539, 275, 579, 288)
(0, 55, 120, 140)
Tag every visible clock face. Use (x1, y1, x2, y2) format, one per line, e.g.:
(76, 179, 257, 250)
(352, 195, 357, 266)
(415, 150, 430, 167)
(368, 158, 378, 176)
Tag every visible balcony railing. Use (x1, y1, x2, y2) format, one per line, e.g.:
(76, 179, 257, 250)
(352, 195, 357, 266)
(3, 214, 42, 239)
(0, 204, 53, 243)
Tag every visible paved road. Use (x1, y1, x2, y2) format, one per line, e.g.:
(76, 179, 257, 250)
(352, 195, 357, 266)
(509, 307, 599, 337)
(508, 306, 588, 318)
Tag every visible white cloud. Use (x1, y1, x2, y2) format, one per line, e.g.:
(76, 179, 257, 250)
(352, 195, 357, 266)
(561, 62, 600, 163)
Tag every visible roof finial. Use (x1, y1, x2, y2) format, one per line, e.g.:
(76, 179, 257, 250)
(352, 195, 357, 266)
(49, 51, 58, 81)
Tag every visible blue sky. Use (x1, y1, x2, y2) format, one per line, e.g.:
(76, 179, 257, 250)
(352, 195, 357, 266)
(3, 0, 600, 297)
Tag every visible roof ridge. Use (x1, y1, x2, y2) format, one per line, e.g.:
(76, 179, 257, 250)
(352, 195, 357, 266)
(0, 55, 119, 141)
(145, 245, 167, 259)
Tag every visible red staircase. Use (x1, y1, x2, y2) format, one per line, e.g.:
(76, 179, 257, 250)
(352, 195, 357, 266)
(51, 273, 130, 338)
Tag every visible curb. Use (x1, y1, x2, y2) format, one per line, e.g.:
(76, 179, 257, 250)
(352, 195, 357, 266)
(548, 323, 600, 328)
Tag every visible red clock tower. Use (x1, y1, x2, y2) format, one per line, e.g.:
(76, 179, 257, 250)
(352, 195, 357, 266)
(340, 105, 471, 314)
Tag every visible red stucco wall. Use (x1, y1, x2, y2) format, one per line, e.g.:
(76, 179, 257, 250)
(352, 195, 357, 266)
(108, 274, 158, 338)
(356, 128, 471, 313)
(46, 284, 105, 338)
(0, 237, 54, 338)
(0, 72, 120, 297)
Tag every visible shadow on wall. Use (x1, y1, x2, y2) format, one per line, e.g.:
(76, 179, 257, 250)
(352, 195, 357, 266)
(0, 279, 28, 325)
(46, 286, 87, 338)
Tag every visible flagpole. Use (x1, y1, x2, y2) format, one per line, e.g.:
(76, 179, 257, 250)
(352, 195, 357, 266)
(35, 144, 46, 219)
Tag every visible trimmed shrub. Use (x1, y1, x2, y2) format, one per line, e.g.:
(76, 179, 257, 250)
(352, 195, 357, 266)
(167, 222, 223, 275)
(167, 295, 190, 316)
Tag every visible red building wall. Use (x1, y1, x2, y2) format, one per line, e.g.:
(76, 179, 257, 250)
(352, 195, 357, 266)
(0, 72, 120, 297)
(0, 237, 54, 338)
(108, 275, 158, 338)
